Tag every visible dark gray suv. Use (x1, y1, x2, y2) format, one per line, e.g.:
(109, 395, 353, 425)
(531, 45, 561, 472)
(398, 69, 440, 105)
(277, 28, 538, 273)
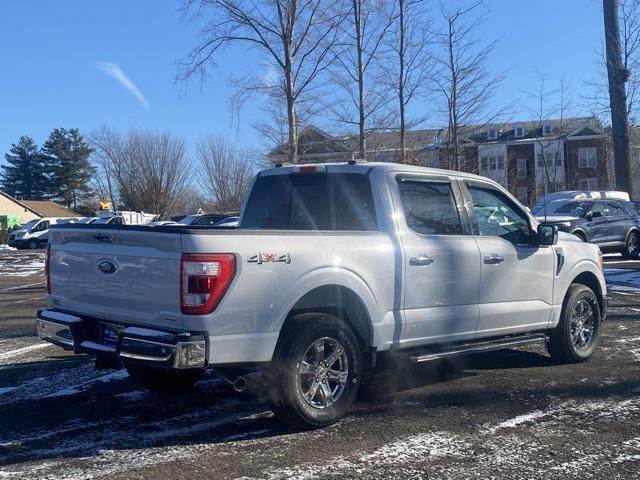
(534, 199, 640, 258)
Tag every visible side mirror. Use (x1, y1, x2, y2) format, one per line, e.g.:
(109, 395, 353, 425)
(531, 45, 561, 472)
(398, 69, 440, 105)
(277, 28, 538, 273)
(538, 224, 558, 246)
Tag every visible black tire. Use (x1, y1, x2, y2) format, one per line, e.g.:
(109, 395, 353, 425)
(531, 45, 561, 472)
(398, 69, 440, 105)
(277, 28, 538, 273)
(572, 231, 587, 242)
(126, 365, 204, 393)
(623, 230, 640, 259)
(28, 240, 39, 250)
(268, 313, 362, 428)
(547, 284, 601, 363)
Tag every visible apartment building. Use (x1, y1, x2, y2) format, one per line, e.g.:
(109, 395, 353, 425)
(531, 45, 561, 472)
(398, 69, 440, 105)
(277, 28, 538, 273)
(269, 116, 611, 206)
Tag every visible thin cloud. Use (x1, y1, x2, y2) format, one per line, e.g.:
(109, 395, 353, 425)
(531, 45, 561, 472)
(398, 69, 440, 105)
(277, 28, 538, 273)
(96, 61, 150, 110)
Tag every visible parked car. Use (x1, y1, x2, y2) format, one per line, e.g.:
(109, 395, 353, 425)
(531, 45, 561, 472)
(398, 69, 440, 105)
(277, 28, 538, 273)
(9, 217, 80, 249)
(92, 216, 125, 226)
(533, 198, 640, 258)
(214, 216, 239, 228)
(37, 162, 606, 428)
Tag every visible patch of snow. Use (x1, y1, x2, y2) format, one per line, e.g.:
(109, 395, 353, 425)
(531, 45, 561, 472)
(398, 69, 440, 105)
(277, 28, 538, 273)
(43, 369, 129, 398)
(0, 244, 16, 251)
(0, 343, 50, 363)
(485, 410, 546, 433)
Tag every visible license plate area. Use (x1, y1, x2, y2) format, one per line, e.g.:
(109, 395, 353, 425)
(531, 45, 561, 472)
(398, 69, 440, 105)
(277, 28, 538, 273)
(100, 322, 123, 347)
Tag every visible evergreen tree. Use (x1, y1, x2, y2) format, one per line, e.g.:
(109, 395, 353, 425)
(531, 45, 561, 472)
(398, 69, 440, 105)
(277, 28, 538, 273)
(0, 136, 50, 199)
(42, 128, 95, 209)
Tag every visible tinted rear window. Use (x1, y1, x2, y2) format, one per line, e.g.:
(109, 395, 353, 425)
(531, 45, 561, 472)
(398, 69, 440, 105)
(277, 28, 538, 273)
(241, 172, 378, 231)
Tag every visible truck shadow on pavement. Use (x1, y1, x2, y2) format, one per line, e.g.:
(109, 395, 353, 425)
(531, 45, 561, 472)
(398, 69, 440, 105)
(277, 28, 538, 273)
(0, 347, 637, 468)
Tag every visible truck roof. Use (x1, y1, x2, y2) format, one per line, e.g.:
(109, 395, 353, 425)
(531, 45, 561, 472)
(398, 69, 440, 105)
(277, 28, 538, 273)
(261, 161, 489, 182)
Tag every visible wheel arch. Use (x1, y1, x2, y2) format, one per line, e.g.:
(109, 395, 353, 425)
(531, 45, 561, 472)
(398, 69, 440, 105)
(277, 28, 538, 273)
(279, 285, 373, 352)
(624, 226, 640, 243)
(570, 271, 605, 314)
(571, 229, 588, 241)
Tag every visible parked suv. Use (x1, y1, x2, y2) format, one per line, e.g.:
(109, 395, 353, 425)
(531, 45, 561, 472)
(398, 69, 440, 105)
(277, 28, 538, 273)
(37, 162, 607, 427)
(533, 199, 640, 258)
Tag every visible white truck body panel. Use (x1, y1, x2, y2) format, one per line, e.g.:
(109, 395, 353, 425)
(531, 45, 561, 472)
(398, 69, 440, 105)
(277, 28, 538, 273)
(44, 162, 607, 367)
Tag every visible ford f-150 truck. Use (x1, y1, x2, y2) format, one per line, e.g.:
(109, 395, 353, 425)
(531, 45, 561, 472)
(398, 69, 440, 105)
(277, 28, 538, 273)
(37, 162, 607, 427)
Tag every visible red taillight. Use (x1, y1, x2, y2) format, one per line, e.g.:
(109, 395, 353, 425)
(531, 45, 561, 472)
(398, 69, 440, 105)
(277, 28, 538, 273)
(45, 243, 51, 294)
(298, 165, 317, 173)
(180, 254, 236, 315)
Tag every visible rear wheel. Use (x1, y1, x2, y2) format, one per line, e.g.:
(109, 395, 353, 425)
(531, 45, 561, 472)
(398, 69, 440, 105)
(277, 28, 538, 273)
(623, 231, 640, 259)
(126, 366, 204, 393)
(547, 284, 601, 363)
(268, 314, 362, 428)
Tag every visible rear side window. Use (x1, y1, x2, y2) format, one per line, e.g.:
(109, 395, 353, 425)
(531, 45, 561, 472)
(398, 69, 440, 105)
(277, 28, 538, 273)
(241, 172, 378, 231)
(397, 180, 462, 235)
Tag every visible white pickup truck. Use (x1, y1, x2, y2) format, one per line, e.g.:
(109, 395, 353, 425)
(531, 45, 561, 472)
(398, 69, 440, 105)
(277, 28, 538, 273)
(37, 162, 607, 427)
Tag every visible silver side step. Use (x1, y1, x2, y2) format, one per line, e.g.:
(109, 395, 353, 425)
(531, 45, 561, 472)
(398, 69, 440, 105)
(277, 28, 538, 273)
(408, 333, 549, 364)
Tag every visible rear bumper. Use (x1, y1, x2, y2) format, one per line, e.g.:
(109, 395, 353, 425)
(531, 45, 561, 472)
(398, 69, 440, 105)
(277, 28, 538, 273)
(36, 309, 207, 370)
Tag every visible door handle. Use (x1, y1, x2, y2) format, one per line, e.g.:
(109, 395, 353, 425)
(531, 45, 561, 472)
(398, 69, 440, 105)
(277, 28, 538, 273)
(410, 254, 434, 266)
(484, 254, 504, 265)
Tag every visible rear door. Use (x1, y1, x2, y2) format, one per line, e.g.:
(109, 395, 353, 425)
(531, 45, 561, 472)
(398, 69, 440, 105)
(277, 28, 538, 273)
(462, 180, 555, 337)
(393, 173, 481, 347)
(48, 227, 183, 329)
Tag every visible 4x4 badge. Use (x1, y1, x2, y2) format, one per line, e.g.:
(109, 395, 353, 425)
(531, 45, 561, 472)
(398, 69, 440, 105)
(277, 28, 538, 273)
(248, 253, 291, 264)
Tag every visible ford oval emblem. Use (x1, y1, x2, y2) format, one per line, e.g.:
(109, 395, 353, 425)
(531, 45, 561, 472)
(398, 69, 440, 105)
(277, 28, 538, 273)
(97, 258, 118, 275)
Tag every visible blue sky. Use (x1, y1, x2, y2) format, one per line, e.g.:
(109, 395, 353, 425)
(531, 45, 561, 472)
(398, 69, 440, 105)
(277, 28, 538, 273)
(0, 0, 605, 164)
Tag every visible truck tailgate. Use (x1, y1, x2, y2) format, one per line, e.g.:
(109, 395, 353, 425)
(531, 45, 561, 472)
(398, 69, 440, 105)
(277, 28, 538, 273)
(48, 227, 183, 329)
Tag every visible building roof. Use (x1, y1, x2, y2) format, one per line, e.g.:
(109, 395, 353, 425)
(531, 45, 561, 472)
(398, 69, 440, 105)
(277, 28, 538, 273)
(269, 116, 604, 159)
(21, 200, 79, 218)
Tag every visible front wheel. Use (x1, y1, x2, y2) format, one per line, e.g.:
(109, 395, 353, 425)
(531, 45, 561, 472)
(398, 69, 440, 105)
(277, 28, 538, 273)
(28, 240, 39, 250)
(623, 231, 640, 259)
(126, 366, 204, 393)
(547, 284, 601, 363)
(268, 314, 362, 428)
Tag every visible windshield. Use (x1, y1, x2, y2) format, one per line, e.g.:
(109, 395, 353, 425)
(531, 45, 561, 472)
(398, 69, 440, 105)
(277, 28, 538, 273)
(18, 219, 39, 230)
(533, 201, 589, 217)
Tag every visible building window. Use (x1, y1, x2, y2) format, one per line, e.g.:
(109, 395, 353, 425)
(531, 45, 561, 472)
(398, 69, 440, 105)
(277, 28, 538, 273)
(579, 178, 598, 190)
(497, 156, 505, 169)
(489, 156, 497, 170)
(543, 124, 552, 135)
(517, 158, 527, 179)
(487, 129, 498, 140)
(555, 154, 562, 166)
(481, 157, 488, 171)
(517, 187, 528, 205)
(514, 126, 524, 138)
(578, 147, 597, 168)
(536, 153, 543, 168)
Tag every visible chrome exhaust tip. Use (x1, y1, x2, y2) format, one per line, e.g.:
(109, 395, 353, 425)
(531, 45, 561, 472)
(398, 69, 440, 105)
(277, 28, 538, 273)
(233, 376, 247, 393)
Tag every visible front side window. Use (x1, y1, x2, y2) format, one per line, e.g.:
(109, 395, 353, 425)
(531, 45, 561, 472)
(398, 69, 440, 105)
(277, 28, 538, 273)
(34, 221, 49, 232)
(468, 185, 533, 245)
(397, 180, 462, 235)
(241, 172, 378, 231)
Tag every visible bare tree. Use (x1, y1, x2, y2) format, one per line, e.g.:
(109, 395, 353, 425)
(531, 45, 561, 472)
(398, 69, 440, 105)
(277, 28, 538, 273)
(330, 0, 396, 159)
(525, 73, 573, 199)
(91, 129, 193, 219)
(433, 0, 509, 170)
(179, 0, 348, 164)
(377, 0, 432, 162)
(586, 0, 640, 122)
(196, 136, 255, 212)
(90, 126, 122, 209)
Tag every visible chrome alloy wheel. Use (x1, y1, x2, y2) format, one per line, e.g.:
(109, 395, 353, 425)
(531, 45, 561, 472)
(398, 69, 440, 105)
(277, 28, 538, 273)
(297, 337, 349, 409)
(570, 299, 596, 351)
(628, 233, 639, 256)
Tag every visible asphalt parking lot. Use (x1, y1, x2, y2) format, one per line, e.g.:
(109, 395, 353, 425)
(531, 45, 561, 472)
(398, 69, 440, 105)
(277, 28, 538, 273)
(0, 250, 639, 479)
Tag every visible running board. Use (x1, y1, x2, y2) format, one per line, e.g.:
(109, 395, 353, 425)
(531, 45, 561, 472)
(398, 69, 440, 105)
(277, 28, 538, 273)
(407, 333, 549, 364)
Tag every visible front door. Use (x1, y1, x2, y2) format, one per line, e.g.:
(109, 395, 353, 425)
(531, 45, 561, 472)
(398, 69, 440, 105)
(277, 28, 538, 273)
(393, 174, 481, 348)
(463, 180, 555, 337)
